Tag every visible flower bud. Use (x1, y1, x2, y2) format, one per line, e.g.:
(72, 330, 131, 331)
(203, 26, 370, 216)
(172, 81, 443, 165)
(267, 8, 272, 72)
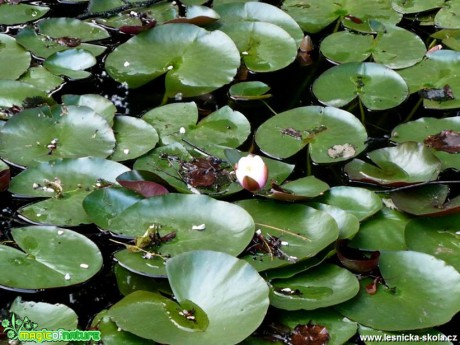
(234, 154, 268, 192)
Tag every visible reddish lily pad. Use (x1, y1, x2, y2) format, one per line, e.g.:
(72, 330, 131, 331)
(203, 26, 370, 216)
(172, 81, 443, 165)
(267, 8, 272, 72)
(0, 160, 10, 192)
(116, 170, 169, 197)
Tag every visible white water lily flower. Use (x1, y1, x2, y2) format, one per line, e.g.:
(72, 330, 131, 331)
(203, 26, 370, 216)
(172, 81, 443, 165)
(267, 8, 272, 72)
(234, 154, 268, 192)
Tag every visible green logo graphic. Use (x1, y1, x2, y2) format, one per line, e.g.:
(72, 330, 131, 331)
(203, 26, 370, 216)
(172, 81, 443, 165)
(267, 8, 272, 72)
(2, 313, 38, 340)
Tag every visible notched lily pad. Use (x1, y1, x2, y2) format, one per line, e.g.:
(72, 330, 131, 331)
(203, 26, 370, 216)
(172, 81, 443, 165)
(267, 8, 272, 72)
(44, 48, 97, 79)
(0, 226, 102, 290)
(266, 176, 329, 201)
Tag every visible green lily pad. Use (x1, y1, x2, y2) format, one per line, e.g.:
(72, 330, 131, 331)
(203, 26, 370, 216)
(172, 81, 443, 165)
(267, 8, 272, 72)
(114, 263, 172, 296)
(349, 204, 409, 251)
(270, 263, 359, 310)
(38, 17, 110, 41)
(432, 29, 460, 51)
(114, 249, 168, 278)
(320, 31, 374, 64)
(309, 203, 360, 240)
(0, 226, 102, 290)
(255, 106, 367, 162)
(16, 26, 106, 59)
(344, 142, 442, 186)
(44, 48, 96, 79)
(313, 62, 409, 110)
(109, 250, 269, 345)
(359, 325, 454, 345)
(0, 105, 116, 167)
(236, 199, 339, 271)
(10, 297, 78, 345)
(0, 34, 31, 80)
(336, 250, 460, 330)
(109, 116, 159, 161)
(317, 186, 382, 221)
(435, 0, 460, 29)
(405, 214, 460, 272)
(229, 81, 272, 101)
(281, 0, 402, 34)
(19, 66, 64, 93)
(391, 116, 460, 170)
(0, 3, 49, 25)
(0, 80, 52, 108)
(391, 184, 460, 216)
(391, 0, 444, 14)
(267, 176, 330, 201)
(61, 94, 117, 126)
(105, 23, 240, 97)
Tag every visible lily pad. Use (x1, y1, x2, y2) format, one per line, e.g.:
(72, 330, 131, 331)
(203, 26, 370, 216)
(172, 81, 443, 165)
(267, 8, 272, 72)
(309, 202, 360, 240)
(435, 0, 460, 29)
(0, 34, 31, 80)
(267, 176, 330, 201)
(270, 263, 359, 310)
(109, 116, 159, 161)
(405, 214, 460, 272)
(391, 116, 460, 170)
(114, 249, 168, 278)
(391, 184, 460, 216)
(391, 0, 444, 14)
(44, 48, 96, 79)
(236, 199, 339, 271)
(0, 226, 102, 290)
(0, 80, 52, 108)
(336, 250, 460, 330)
(255, 106, 367, 162)
(0, 160, 10, 192)
(37, 17, 110, 41)
(0, 105, 116, 167)
(61, 94, 117, 126)
(313, 62, 409, 110)
(116, 170, 170, 197)
(317, 186, 382, 221)
(105, 23, 240, 97)
(0, 3, 49, 25)
(19, 66, 64, 93)
(109, 250, 269, 345)
(229, 81, 272, 101)
(10, 297, 78, 345)
(344, 142, 442, 186)
(114, 263, 172, 296)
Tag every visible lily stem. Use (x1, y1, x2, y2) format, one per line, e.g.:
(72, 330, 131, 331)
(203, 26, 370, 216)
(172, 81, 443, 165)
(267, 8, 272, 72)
(359, 98, 366, 124)
(404, 97, 422, 123)
(261, 100, 278, 116)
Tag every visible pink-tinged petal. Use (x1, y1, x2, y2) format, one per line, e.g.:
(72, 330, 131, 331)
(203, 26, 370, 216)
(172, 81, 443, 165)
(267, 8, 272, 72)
(235, 154, 268, 192)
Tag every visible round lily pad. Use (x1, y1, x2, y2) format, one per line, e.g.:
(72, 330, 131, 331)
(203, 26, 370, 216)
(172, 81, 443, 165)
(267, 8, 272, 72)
(0, 226, 102, 290)
(44, 48, 96, 79)
(236, 199, 339, 271)
(313, 62, 409, 110)
(344, 142, 442, 186)
(255, 106, 367, 162)
(309, 202, 360, 240)
(391, 0, 444, 14)
(109, 250, 269, 345)
(0, 105, 116, 167)
(0, 3, 49, 25)
(109, 116, 159, 161)
(0, 34, 31, 80)
(62, 94, 117, 126)
(336, 250, 460, 330)
(270, 263, 360, 310)
(317, 186, 382, 221)
(0, 80, 52, 108)
(267, 176, 330, 201)
(105, 23, 240, 97)
(435, 1, 460, 29)
(229, 81, 272, 101)
(37, 17, 110, 41)
(405, 214, 460, 272)
(19, 66, 64, 93)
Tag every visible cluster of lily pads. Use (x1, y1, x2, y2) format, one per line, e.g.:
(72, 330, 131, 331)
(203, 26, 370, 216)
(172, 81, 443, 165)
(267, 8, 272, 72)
(0, 0, 460, 344)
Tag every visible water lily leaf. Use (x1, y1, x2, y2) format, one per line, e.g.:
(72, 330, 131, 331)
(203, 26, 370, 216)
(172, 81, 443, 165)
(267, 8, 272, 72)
(229, 81, 272, 101)
(432, 29, 460, 51)
(267, 176, 329, 201)
(405, 214, 460, 272)
(336, 240, 380, 274)
(435, 0, 460, 29)
(313, 62, 409, 110)
(391, 116, 460, 170)
(255, 106, 367, 162)
(116, 170, 170, 197)
(19, 66, 64, 93)
(109, 116, 159, 161)
(83, 187, 144, 229)
(349, 205, 409, 251)
(344, 142, 442, 186)
(109, 251, 269, 345)
(105, 23, 240, 98)
(336, 250, 460, 330)
(391, 0, 444, 14)
(317, 186, 382, 221)
(16, 27, 106, 59)
(37, 17, 110, 41)
(44, 48, 96, 79)
(281, 0, 402, 34)
(114, 263, 172, 296)
(104, 194, 254, 257)
(359, 325, 454, 345)
(391, 184, 460, 216)
(62, 94, 116, 126)
(92, 310, 156, 345)
(0, 80, 52, 108)
(168, 5, 220, 26)
(309, 202, 360, 240)
(0, 105, 116, 167)
(270, 263, 360, 310)
(0, 226, 102, 290)
(0, 34, 31, 80)
(0, 160, 10, 192)
(114, 249, 168, 278)
(214, 1, 304, 44)
(320, 31, 373, 64)
(236, 199, 339, 271)
(10, 297, 78, 345)
(0, 3, 49, 25)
